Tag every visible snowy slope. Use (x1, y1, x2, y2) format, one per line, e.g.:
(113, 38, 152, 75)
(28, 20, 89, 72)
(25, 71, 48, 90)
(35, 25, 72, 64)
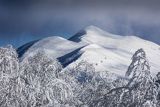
(17, 40, 39, 58)
(21, 36, 84, 59)
(64, 44, 130, 75)
(19, 25, 160, 76)
(69, 26, 160, 76)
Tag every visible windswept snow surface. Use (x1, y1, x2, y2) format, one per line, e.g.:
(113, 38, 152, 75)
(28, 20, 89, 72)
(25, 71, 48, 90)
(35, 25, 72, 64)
(65, 44, 129, 75)
(19, 26, 160, 76)
(69, 26, 160, 76)
(21, 36, 84, 59)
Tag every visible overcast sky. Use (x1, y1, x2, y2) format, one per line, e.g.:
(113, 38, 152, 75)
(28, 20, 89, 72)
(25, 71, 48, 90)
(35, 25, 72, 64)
(0, 0, 160, 47)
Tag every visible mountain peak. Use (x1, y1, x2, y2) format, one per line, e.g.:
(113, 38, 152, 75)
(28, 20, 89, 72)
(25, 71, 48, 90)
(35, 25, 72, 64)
(69, 25, 111, 42)
(69, 25, 121, 43)
(84, 25, 103, 31)
(83, 25, 111, 35)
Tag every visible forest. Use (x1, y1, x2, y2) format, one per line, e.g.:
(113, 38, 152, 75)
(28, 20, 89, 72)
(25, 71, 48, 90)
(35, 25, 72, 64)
(0, 45, 160, 107)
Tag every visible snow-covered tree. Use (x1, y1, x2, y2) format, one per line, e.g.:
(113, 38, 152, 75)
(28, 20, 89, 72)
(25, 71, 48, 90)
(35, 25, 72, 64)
(59, 61, 97, 105)
(0, 45, 19, 78)
(92, 48, 158, 107)
(19, 50, 63, 107)
(155, 72, 160, 106)
(60, 60, 115, 106)
(0, 45, 20, 107)
(0, 44, 158, 107)
(124, 48, 158, 107)
(47, 78, 74, 106)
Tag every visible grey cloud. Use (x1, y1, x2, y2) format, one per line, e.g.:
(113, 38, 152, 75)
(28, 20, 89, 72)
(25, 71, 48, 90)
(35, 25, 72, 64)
(0, 0, 160, 46)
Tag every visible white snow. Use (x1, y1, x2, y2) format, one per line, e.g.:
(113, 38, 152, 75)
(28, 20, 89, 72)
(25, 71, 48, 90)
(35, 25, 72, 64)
(69, 26, 160, 76)
(23, 36, 84, 58)
(21, 25, 160, 76)
(66, 44, 129, 75)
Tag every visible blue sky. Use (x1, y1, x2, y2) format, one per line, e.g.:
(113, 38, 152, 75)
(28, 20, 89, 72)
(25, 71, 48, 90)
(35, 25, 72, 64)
(0, 0, 160, 48)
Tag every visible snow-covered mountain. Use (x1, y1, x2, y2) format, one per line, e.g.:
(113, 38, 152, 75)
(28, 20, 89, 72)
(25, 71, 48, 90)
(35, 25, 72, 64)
(17, 25, 160, 76)
(18, 36, 84, 58)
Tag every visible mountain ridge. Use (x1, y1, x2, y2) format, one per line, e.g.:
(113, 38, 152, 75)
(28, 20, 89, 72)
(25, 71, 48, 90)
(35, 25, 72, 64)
(17, 25, 160, 76)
